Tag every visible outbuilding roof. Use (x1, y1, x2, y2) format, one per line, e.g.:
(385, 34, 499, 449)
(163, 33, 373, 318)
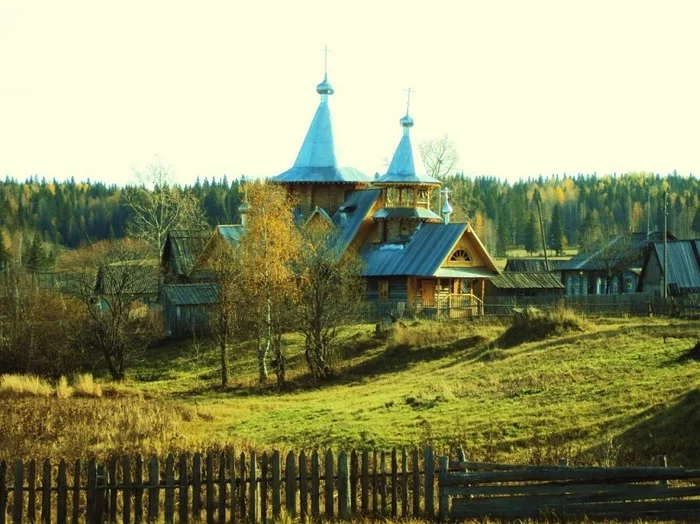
(504, 258, 568, 272)
(490, 272, 564, 289)
(648, 240, 700, 294)
(162, 229, 211, 277)
(163, 283, 218, 306)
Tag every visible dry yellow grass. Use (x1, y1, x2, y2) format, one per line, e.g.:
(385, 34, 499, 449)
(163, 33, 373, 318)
(73, 373, 102, 398)
(0, 373, 53, 397)
(56, 375, 72, 398)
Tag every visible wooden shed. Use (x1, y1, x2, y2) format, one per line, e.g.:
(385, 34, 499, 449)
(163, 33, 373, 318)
(162, 283, 217, 338)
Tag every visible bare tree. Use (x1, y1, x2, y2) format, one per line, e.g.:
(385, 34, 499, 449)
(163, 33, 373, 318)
(62, 239, 163, 380)
(418, 135, 459, 179)
(123, 160, 207, 256)
(296, 223, 364, 380)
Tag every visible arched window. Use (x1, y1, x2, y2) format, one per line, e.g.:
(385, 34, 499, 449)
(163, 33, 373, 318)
(449, 249, 471, 263)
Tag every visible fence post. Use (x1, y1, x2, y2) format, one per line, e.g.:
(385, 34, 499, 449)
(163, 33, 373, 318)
(133, 456, 143, 524)
(192, 453, 202, 520)
(248, 451, 258, 524)
(391, 449, 397, 518)
(361, 450, 369, 514)
(165, 454, 175, 524)
(13, 460, 23, 524)
(299, 452, 308, 519)
(338, 452, 350, 520)
(57, 460, 68, 524)
(260, 453, 268, 524)
(107, 456, 118, 524)
(311, 451, 320, 518)
(0, 461, 7, 524)
(147, 456, 159, 523)
(238, 453, 247, 522)
(271, 451, 280, 519)
(93, 464, 107, 524)
(424, 447, 434, 518)
(41, 459, 51, 524)
(411, 449, 419, 516)
(178, 454, 188, 524)
(206, 453, 214, 524)
(350, 450, 358, 516)
(438, 456, 448, 521)
(285, 451, 296, 517)
(28, 460, 36, 524)
(218, 454, 226, 524)
(324, 450, 334, 520)
(228, 450, 236, 524)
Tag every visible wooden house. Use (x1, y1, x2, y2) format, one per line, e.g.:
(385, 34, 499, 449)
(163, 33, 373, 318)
(636, 239, 700, 296)
(559, 231, 675, 295)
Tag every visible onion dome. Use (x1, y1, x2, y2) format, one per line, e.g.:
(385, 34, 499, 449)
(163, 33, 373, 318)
(316, 74, 334, 96)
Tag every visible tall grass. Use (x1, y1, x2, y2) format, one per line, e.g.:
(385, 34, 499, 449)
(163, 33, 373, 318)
(0, 374, 53, 397)
(73, 373, 103, 398)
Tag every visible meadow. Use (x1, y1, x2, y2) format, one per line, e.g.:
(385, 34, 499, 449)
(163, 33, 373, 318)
(1, 312, 699, 469)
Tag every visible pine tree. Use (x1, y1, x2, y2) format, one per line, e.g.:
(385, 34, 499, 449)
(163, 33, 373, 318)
(0, 235, 10, 271)
(549, 204, 565, 256)
(693, 207, 700, 236)
(524, 213, 539, 255)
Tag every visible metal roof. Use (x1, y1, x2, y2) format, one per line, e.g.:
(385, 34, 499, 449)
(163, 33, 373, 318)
(434, 267, 497, 278)
(162, 229, 211, 277)
(651, 240, 700, 294)
(372, 207, 442, 221)
(217, 225, 243, 247)
(560, 231, 673, 271)
(490, 272, 564, 289)
(271, 82, 370, 184)
(374, 117, 441, 186)
(163, 283, 218, 306)
(362, 223, 466, 277)
(505, 258, 568, 272)
(332, 189, 381, 251)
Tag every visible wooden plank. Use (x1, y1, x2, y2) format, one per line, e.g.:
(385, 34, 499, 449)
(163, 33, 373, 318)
(13, 460, 23, 524)
(0, 461, 7, 524)
(271, 450, 280, 519)
(443, 466, 700, 485)
(57, 460, 67, 524)
(350, 450, 358, 516)
(206, 453, 214, 524)
(238, 453, 247, 522)
(192, 453, 202, 519)
(411, 448, 419, 517)
(372, 451, 378, 516)
(260, 453, 268, 524)
(27, 460, 36, 524)
(42, 459, 51, 524)
(147, 456, 160, 523)
(122, 456, 132, 524)
(324, 450, 334, 519)
(310, 451, 320, 519)
(165, 454, 175, 524)
(71, 460, 80, 524)
(228, 451, 236, 524)
(401, 448, 408, 517)
(299, 452, 308, 520)
(248, 451, 258, 524)
(360, 450, 369, 515)
(380, 451, 386, 516)
(285, 452, 296, 517)
(338, 452, 350, 520)
(134, 456, 143, 524)
(178, 454, 188, 524)
(93, 465, 106, 524)
(390, 448, 397, 518)
(218, 454, 227, 524)
(424, 446, 434, 518)
(108, 456, 118, 524)
(438, 456, 448, 521)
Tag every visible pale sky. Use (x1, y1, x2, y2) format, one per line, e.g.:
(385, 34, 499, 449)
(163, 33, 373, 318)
(1, 0, 699, 186)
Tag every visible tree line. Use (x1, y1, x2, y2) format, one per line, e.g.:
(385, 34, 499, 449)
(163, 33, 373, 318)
(1, 170, 699, 272)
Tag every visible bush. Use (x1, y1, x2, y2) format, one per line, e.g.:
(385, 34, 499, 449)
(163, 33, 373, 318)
(498, 305, 588, 347)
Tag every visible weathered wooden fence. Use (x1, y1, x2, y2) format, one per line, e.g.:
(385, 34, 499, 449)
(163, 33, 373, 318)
(439, 457, 700, 522)
(0, 448, 441, 524)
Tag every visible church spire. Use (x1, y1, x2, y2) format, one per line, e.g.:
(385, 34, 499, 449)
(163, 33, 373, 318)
(315, 45, 334, 102)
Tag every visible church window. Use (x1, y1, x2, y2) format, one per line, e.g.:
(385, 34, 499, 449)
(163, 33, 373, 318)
(449, 249, 471, 263)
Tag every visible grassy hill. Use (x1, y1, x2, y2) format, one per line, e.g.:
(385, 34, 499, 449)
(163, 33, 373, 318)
(2, 313, 699, 468)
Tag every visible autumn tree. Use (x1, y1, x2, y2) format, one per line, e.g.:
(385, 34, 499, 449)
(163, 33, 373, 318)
(123, 160, 208, 256)
(237, 183, 300, 387)
(296, 223, 364, 380)
(61, 239, 163, 380)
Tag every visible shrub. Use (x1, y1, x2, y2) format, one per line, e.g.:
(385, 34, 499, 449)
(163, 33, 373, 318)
(73, 373, 102, 398)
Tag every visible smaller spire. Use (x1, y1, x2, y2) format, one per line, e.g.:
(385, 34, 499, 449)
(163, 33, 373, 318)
(238, 174, 251, 227)
(441, 187, 453, 224)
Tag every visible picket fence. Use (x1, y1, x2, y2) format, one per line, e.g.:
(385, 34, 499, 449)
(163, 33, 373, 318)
(0, 447, 441, 524)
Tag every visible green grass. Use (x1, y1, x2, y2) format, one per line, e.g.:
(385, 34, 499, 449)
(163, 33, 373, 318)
(2, 315, 699, 468)
(122, 315, 700, 466)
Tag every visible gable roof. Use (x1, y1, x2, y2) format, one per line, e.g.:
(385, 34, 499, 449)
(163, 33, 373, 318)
(560, 231, 674, 271)
(646, 240, 700, 294)
(162, 229, 211, 277)
(490, 272, 564, 289)
(361, 223, 498, 278)
(163, 283, 218, 306)
(216, 225, 244, 247)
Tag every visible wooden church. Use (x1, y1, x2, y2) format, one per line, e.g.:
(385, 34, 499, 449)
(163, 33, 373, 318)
(270, 71, 499, 317)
